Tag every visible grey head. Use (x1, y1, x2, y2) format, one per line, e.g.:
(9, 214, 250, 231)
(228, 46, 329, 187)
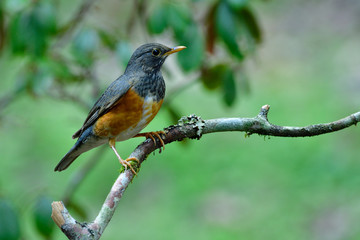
(124, 43, 186, 75)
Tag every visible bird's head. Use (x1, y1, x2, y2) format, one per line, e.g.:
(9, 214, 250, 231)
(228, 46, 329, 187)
(125, 43, 186, 74)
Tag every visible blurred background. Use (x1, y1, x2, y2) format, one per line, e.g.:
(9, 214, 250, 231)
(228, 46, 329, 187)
(0, 0, 360, 239)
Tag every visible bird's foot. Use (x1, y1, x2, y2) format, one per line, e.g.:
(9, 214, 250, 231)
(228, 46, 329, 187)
(109, 138, 139, 175)
(134, 131, 166, 152)
(119, 157, 140, 176)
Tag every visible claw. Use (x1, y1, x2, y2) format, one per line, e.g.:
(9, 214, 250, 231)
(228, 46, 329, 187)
(109, 138, 139, 175)
(133, 131, 166, 151)
(120, 157, 139, 175)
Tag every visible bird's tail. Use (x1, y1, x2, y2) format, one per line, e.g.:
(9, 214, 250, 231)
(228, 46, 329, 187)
(54, 126, 105, 172)
(54, 144, 82, 171)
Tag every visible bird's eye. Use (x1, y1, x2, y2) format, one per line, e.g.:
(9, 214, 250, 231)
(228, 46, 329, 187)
(152, 48, 161, 56)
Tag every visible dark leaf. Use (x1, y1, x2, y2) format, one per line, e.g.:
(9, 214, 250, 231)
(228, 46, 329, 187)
(147, 5, 168, 34)
(167, 3, 191, 38)
(205, 2, 218, 54)
(200, 64, 228, 90)
(33, 1, 57, 35)
(98, 30, 117, 50)
(33, 196, 54, 238)
(9, 4, 51, 57)
(9, 13, 28, 54)
(222, 68, 237, 106)
(27, 13, 47, 56)
(176, 24, 205, 72)
(226, 0, 249, 10)
(238, 7, 262, 44)
(0, 1, 5, 52)
(215, 1, 244, 60)
(0, 199, 20, 240)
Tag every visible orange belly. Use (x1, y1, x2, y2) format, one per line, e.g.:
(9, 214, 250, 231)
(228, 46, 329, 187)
(94, 89, 163, 140)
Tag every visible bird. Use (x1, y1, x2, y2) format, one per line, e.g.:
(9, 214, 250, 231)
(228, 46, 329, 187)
(54, 43, 186, 174)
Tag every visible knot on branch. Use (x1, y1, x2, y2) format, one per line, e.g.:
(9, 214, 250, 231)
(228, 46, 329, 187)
(258, 104, 270, 121)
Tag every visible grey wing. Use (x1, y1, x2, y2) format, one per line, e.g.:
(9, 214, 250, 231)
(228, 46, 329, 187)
(72, 75, 133, 139)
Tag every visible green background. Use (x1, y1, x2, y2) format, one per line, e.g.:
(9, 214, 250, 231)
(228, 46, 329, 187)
(0, 0, 359, 239)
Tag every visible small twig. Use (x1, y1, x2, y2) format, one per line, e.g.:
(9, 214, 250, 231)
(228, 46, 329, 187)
(52, 105, 360, 239)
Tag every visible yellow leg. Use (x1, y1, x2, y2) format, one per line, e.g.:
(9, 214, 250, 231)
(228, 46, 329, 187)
(109, 138, 139, 175)
(133, 131, 166, 151)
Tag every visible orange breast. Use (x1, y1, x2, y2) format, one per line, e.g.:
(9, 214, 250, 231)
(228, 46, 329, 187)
(94, 88, 163, 139)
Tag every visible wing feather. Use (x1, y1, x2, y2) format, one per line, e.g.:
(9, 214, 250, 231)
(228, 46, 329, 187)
(72, 75, 134, 138)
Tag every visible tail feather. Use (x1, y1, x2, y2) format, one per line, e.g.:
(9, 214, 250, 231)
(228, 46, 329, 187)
(55, 126, 105, 172)
(54, 146, 81, 171)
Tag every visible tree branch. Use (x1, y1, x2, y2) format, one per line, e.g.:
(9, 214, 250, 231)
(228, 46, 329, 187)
(52, 105, 360, 239)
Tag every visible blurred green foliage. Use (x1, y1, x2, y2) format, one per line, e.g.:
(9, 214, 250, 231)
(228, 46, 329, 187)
(1, 0, 262, 109)
(0, 0, 359, 239)
(33, 196, 54, 238)
(0, 199, 20, 240)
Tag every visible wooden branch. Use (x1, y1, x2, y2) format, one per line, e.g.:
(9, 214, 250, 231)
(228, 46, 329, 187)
(52, 105, 360, 239)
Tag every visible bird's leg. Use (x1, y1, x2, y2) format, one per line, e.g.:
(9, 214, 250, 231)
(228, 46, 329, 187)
(133, 131, 166, 151)
(108, 138, 139, 175)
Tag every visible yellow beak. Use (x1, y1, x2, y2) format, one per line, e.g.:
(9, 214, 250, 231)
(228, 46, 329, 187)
(164, 46, 187, 56)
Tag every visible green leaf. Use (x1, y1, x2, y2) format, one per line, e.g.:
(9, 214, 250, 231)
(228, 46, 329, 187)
(71, 28, 99, 66)
(226, 0, 249, 10)
(0, 199, 20, 240)
(222, 68, 237, 106)
(147, 5, 168, 34)
(238, 7, 262, 44)
(167, 3, 191, 38)
(200, 64, 228, 90)
(9, 2, 56, 57)
(115, 41, 132, 67)
(33, 1, 57, 35)
(215, 1, 243, 60)
(27, 12, 47, 56)
(0, 3, 3, 21)
(0, 2, 6, 51)
(9, 13, 29, 54)
(176, 24, 204, 72)
(98, 30, 117, 50)
(33, 196, 54, 238)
